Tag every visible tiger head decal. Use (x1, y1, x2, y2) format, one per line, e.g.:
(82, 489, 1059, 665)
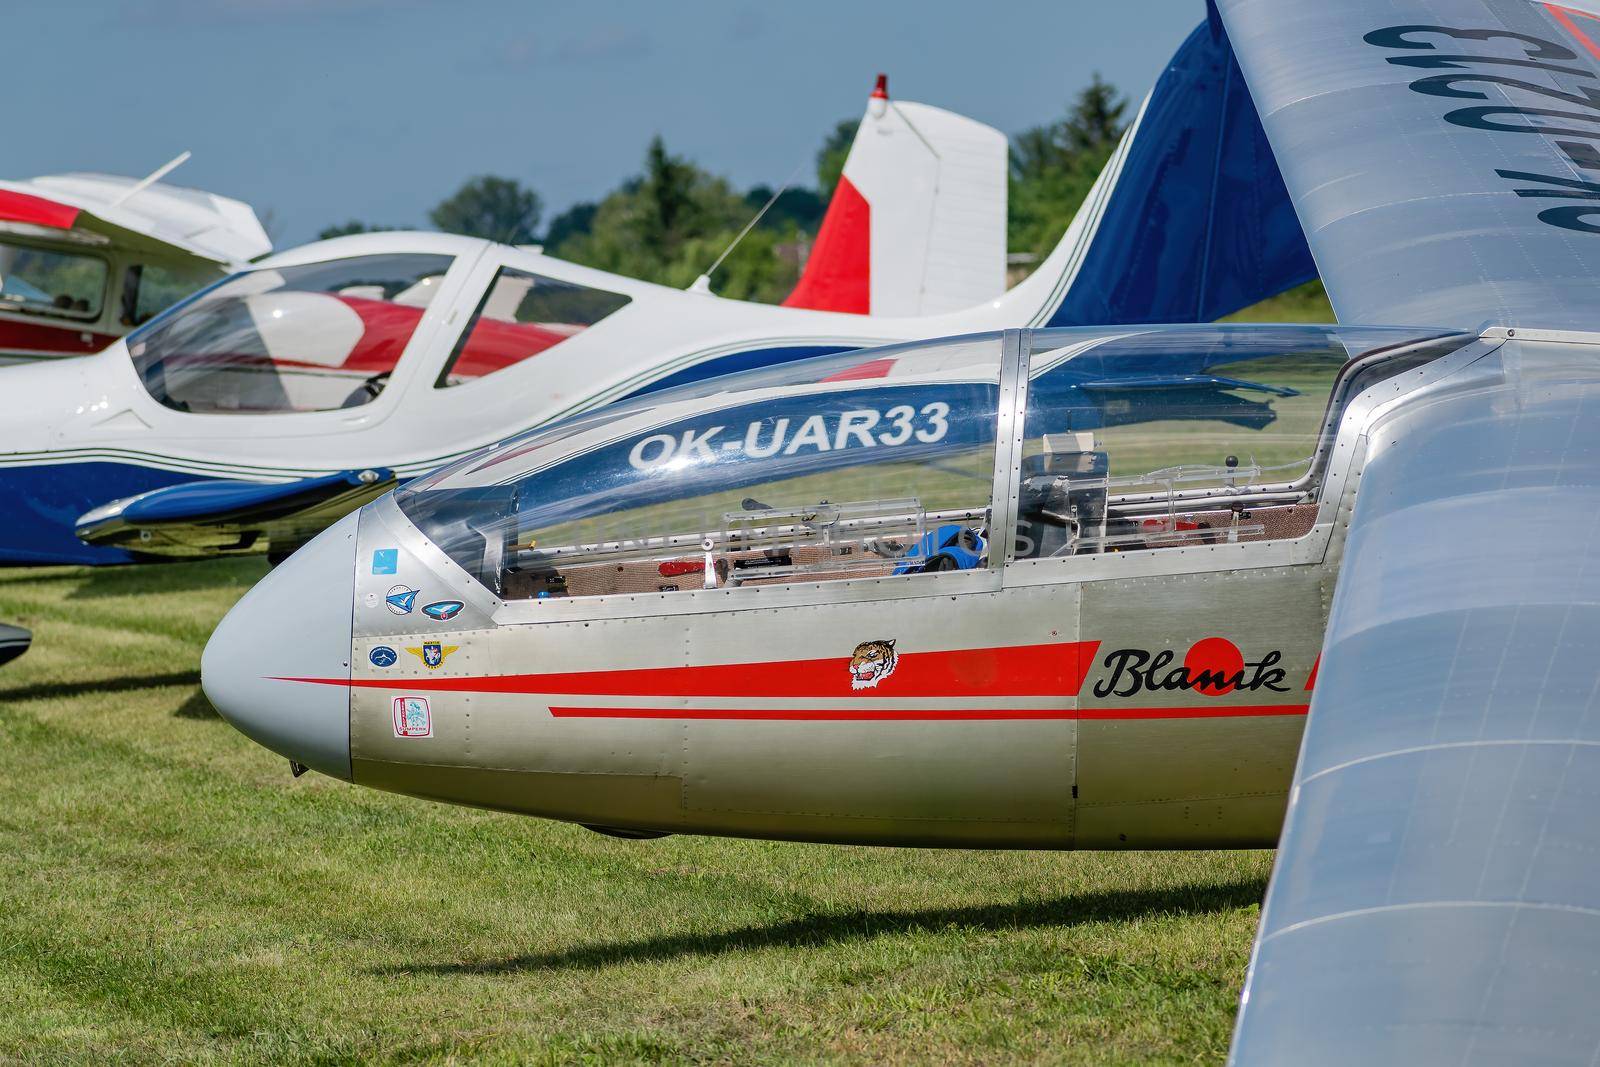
(849, 639, 898, 690)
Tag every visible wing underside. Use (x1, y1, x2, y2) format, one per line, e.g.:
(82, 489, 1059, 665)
(1220, 0, 1600, 332)
(1231, 336, 1600, 1064)
(1216, 0, 1600, 1060)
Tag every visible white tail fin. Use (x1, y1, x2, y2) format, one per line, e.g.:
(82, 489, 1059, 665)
(784, 75, 1007, 317)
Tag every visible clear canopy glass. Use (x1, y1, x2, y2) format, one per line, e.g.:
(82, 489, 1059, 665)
(1017, 325, 1468, 557)
(436, 266, 631, 387)
(128, 253, 453, 414)
(397, 325, 1473, 600)
(399, 335, 1005, 597)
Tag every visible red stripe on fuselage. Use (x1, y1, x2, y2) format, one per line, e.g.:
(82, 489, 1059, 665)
(0, 319, 118, 355)
(1546, 3, 1600, 60)
(280, 640, 1102, 698)
(549, 703, 1311, 721)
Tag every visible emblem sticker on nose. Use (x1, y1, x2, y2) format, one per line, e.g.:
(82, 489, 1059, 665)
(385, 586, 418, 614)
(406, 643, 458, 670)
(392, 696, 432, 738)
(369, 645, 398, 668)
(422, 600, 463, 621)
(371, 548, 398, 575)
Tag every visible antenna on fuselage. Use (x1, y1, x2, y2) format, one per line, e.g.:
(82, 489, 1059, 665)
(110, 151, 192, 208)
(688, 158, 807, 296)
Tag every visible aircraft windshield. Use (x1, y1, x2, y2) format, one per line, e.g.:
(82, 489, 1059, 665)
(129, 253, 453, 414)
(398, 336, 1005, 597)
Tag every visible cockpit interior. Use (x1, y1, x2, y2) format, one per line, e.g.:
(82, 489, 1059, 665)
(396, 326, 1471, 601)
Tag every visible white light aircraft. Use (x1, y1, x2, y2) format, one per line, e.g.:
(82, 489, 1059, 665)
(0, 64, 1311, 567)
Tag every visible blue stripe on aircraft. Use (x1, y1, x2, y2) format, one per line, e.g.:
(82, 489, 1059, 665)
(0, 461, 202, 565)
(1044, 19, 1315, 328)
(617, 345, 858, 401)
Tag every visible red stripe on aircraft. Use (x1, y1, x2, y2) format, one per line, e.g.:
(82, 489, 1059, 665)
(548, 703, 1311, 721)
(1546, 3, 1600, 61)
(782, 174, 871, 315)
(279, 640, 1102, 698)
(0, 320, 118, 354)
(0, 190, 80, 231)
(819, 356, 897, 382)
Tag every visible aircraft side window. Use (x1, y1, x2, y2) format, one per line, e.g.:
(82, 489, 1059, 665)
(0, 241, 108, 322)
(121, 261, 219, 328)
(1012, 326, 1464, 560)
(127, 253, 454, 414)
(435, 267, 631, 388)
(396, 339, 1003, 599)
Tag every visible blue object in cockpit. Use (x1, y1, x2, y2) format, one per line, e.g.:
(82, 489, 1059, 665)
(893, 524, 987, 575)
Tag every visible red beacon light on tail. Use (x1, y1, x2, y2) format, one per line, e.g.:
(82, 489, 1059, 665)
(869, 73, 889, 119)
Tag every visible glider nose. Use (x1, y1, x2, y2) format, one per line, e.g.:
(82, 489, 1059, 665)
(202, 512, 358, 780)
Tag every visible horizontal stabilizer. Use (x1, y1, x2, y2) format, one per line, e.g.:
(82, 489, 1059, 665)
(75, 468, 395, 559)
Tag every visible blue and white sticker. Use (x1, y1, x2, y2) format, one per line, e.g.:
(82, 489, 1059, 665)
(422, 600, 464, 622)
(369, 645, 398, 668)
(371, 548, 398, 575)
(385, 586, 418, 615)
(392, 695, 432, 738)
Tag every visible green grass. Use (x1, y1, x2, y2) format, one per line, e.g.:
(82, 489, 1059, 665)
(0, 558, 1272, 1064)
(1222, 281, 1335, 325)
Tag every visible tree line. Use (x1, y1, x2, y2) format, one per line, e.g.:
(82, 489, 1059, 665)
(319, 77, 1128, 304)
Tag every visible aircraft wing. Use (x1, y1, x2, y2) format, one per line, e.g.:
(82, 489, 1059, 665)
(0, 172, 271, 266)
(74, 468, 394, 560)
(1216, 0, 1600, 1060)
(1222, 0, 1600, 332)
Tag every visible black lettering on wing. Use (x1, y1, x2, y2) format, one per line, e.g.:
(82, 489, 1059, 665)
(1411, 72, 1600, 111)
(1444, 104, 1600, 138)
(1364, 24, 1576, 61)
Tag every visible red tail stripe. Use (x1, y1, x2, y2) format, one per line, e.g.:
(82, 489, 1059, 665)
(549, 703, 1311, 721)
(280, 640, 1102, 698)
(782, 174, 870, 314)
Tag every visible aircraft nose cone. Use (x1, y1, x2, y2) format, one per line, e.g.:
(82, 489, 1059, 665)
(202, 511, 358, 780)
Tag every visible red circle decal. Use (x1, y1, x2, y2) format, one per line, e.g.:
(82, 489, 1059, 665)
(1184, 638, 1244, 697)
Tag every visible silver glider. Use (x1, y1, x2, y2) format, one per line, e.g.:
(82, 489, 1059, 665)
(203, 1, 1600, 1061)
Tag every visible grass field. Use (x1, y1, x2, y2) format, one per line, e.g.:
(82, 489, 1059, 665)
(0, 556, 1271, 1065)
(0, 289, 1329, 1064)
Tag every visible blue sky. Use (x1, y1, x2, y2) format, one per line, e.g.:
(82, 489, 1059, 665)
(19, 1, 1202, 245)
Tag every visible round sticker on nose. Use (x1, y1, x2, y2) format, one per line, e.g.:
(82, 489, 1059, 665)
(369, 645, 398, 668)
(385, 586, 418, 614)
